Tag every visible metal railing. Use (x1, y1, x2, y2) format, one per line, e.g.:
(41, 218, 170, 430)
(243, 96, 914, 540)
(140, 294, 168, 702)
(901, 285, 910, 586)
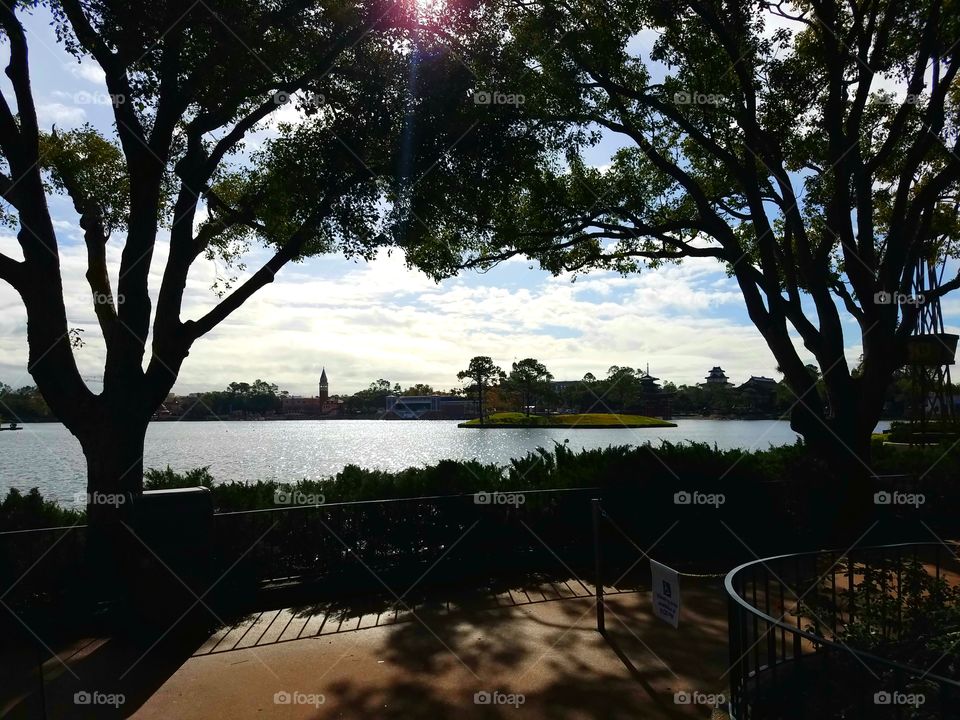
(0, 522, 88, 613)
(726, 542, 960, 719)
(211, 487, 602, 602)
(1, 488, 604, 617)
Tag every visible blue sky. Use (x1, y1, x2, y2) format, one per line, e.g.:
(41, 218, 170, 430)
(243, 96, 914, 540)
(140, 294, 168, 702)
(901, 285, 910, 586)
(0, 6, 957, 397)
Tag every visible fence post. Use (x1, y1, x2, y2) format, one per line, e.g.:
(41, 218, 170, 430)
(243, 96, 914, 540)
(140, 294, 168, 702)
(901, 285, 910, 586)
(36, 638, 47, 720)
(592, 498, 605, 634)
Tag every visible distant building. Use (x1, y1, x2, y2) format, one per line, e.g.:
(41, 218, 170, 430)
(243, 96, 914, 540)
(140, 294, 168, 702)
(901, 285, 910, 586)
(385, 394, 477, 420)
(635, 366, 671, 419)
(737, 376, 779, 413)
(281, 367, 341, 416)
(702, 366, 733, 386)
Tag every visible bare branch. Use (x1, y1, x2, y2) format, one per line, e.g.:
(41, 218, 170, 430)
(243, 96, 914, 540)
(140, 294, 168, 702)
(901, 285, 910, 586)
(0, 5, 39, 161)
(832, 280, 865, 324)
(0, 250, 22, 289)
(183, 191, 341, 341)
(0, 170, 21, 210)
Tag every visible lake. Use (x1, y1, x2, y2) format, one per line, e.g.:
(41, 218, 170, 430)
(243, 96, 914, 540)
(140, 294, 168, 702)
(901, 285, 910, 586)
(0, 418, 891, 506)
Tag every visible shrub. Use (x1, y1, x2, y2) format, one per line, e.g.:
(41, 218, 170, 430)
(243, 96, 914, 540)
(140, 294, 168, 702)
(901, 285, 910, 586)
(0, 488, 84, 531)
(3, 440, 958, 533)
(144, 465, 216, 490)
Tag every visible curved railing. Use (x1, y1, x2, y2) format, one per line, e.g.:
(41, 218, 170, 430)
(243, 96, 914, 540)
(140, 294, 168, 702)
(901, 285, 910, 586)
(725, 542, 960, 719)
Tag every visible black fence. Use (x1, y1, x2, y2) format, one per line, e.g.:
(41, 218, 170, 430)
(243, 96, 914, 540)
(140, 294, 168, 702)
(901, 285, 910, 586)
(0, 480, 804, 622)
(210, 487, 601, 607)
(726, 542, 960, 719)
(0, 487, 604, 629)
(0, 523, 87, 614)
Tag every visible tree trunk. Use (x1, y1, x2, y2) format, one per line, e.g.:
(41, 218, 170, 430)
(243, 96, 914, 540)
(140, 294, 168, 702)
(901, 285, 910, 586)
(80, 415, 149, 514)
(76, 410, 151, 610)
(789, 398, 876, 545)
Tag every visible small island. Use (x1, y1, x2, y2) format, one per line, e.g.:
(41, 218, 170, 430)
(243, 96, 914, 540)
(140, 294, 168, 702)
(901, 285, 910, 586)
(458, 412, 677, 429)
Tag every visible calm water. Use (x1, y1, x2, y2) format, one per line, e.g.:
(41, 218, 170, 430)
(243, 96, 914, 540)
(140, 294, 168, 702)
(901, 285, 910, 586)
(0, 418, 890, 506)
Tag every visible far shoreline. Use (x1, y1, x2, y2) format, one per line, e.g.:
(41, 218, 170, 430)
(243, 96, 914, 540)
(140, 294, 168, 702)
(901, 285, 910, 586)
(458, 412, 678, 429)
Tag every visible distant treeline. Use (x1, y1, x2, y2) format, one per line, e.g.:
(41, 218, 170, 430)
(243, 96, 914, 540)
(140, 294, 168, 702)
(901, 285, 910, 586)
(0, 384, 52, 421)
(176, 379, 283, 418)
(3, 362, 947, 423)
(171, 378, 460, 417)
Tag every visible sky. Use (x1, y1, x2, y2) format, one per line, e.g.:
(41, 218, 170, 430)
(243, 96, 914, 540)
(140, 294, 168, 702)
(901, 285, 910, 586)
(0, 6, 957, 398)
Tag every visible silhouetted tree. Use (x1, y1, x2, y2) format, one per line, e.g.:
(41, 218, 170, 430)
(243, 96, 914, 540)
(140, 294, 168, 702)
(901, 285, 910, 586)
(597, 366, 641, 413)
(344, 379, 402, 414)
(506, 358, 553, 415)
(458, 0, 960, 498)
(457, 356, 505, 425)
(0, 1, 542, 517)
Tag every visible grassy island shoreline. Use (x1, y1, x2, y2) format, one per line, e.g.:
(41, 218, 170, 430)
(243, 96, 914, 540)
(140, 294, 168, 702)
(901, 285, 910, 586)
(457, 412, 677, 429)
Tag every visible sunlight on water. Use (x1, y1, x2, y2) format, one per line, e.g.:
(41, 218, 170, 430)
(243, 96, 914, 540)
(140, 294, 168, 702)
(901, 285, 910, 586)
(0, 418, 890, 506)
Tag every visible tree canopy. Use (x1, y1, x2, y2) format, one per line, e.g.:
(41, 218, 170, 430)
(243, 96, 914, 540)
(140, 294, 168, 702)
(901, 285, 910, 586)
(450, 0, 960, 467)
(0, 0, 550, 497)
(504, 357, 553, 414)
(457, 355, 505, 424)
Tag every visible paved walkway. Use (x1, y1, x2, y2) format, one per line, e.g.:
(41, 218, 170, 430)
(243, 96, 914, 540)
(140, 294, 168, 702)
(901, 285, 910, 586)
(2, 577, 731, 718)
(134, 578, 731, 719)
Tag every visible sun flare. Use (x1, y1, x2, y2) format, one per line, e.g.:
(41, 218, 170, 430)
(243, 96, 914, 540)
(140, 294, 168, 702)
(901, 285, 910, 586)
(411, 0, 447, 20)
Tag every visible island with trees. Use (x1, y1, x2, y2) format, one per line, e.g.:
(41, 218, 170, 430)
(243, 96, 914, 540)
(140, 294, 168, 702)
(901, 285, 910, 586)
(458, 412, 676, 429)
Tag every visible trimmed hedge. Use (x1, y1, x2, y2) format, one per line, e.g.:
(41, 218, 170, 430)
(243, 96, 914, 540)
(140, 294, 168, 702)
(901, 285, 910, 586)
(2, 438, 958, 529)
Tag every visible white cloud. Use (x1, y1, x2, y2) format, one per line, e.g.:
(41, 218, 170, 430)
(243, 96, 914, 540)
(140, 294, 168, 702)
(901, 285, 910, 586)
(64, 59, 105, 84)
(0, 235, 792, 396)
(36, 102, 86, 127)
(8, 232, 952, 400)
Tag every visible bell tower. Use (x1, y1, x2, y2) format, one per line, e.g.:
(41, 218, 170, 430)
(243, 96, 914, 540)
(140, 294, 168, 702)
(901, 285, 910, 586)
(319, 367, 329, 401)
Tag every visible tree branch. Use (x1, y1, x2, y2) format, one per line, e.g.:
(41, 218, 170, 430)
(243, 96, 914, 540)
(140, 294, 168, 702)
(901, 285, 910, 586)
(183, 192, 340, 341)
(44, 134, 120, 343)
(58, 0, 148, 154)
(832, 280, 865, 324)
(0, 5, 39, 163)
(0, 170, 21, 210)
(0, 250, 23, 289)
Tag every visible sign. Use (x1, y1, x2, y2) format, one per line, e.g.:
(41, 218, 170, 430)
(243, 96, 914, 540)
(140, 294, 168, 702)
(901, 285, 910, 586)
(650, 559, 680, 628)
